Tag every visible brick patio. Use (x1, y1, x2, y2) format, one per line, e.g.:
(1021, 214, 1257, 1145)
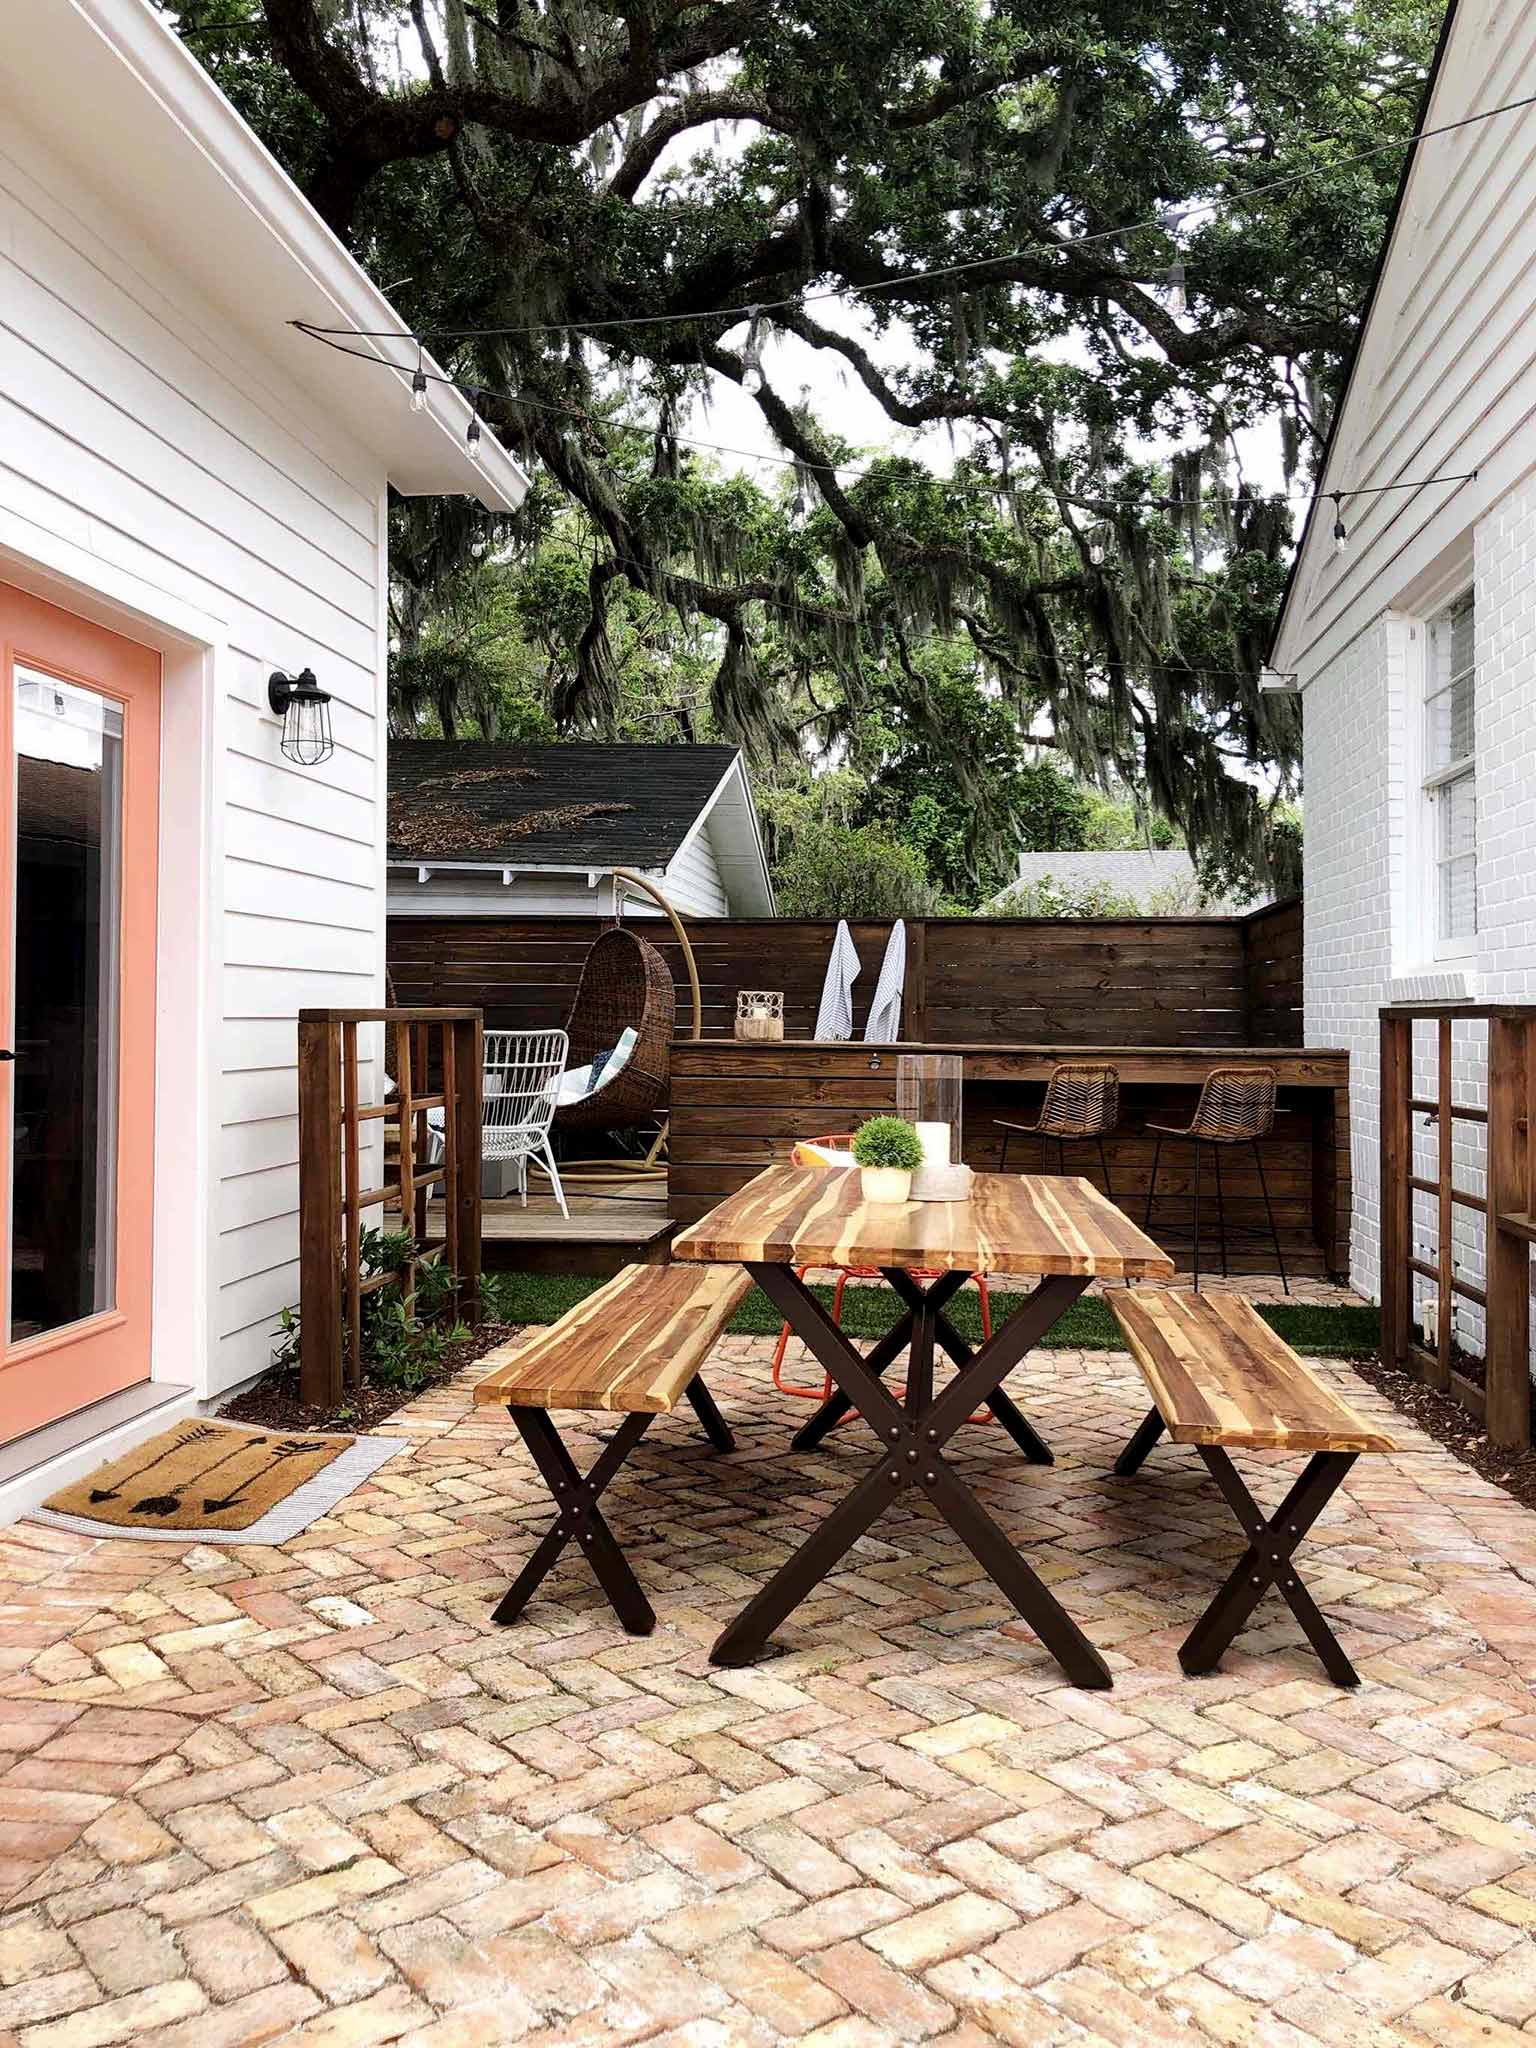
(2, 1333, 1535, 2048)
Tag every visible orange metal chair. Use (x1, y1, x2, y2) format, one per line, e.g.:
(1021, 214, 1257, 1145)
(771, 1135, 995, 1418)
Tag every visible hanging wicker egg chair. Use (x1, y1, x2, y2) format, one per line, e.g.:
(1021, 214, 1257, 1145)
(553, 926, 675, 1133)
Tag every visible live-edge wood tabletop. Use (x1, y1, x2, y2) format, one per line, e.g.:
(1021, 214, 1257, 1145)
(672, 1163, 1175, 1281)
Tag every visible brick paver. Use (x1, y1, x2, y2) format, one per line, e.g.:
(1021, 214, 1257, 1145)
(1, 1333, 1534, 2046)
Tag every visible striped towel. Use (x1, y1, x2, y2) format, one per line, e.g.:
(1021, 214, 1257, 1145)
(863, 921, 906, 1042)
(813, 920, 862, 1040)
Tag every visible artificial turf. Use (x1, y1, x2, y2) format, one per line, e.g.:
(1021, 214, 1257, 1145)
(485, 1269, 1380, 1357)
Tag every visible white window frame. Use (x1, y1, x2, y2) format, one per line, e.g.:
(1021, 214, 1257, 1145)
(1415, 592, 1478, 964)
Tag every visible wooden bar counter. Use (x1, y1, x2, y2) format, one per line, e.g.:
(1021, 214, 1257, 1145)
(668, 1041, 1350, 1279)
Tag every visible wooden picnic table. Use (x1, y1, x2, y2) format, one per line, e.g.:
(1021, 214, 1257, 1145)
(672, 1163, 1175, 1687)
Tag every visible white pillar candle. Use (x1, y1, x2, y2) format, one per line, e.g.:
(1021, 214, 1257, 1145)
(915, 1121, 952, 1167)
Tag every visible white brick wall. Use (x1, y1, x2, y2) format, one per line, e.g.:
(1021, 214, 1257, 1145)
(1304, 476, 1536, 1362)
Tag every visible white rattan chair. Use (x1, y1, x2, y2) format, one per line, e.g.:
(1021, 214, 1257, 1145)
(483, 1029, 570, 1219)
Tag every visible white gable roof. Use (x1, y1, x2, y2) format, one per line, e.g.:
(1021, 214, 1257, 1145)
(0, 0, 529, 514)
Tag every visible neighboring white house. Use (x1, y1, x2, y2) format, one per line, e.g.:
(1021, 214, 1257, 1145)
(1269, 0, 1536, 1350)
(387, 742, 775, 919)
(0, 0, 528, 1517)
(992, 849, 1269, 916)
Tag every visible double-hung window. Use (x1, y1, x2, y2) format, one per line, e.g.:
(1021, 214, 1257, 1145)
(1423, 595, 1476, 955)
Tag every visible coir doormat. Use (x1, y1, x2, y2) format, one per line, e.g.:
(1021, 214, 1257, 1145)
(46, 1420, 350, 1532)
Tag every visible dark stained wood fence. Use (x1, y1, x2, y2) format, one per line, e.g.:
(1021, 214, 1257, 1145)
(1243, 899, 1304, 1045)
(389, 900, 1303, 1050)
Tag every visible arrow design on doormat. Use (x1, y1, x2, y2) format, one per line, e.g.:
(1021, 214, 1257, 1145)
(131, 1435, 272, 1517)
(203, 1438, 328, 1514)
(89, 1423, 220, 1503)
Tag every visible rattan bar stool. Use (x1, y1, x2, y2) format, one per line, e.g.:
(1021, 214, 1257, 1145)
(996, 1063, 1120, 1197)
(1143, 1066, 1288, 1294)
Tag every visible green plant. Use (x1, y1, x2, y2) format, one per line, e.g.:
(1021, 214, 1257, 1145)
(851, 1117, 924, 1172)
(271, 1227, 471, 1397)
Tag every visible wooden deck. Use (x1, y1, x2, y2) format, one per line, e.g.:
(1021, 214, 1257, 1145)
(426, 1187, 674, 1275)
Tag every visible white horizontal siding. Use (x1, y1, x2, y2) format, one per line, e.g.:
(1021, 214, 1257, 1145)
(664, 825, 729, 917)
(1283, 0, 1536, 680)
(1, 125, 393, 1398)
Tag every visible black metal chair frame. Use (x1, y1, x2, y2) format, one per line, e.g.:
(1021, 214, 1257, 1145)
(1000, 1124, 1115, 1199)
(1142, 1075, 1289, 1296)
(710, 1265, 1112, 1689)
(1113, 1407, 1359, 1686)
(492, 1379, 734, 1635)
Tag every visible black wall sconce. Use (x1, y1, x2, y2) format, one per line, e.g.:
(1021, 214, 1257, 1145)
(268, 668, 334, 766)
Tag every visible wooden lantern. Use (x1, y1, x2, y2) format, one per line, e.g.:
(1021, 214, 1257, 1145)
(735, 989, 784, 1041)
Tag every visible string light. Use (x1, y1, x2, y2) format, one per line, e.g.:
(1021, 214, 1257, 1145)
(1331, 494, 1347, 552)
(411, 344, 428, 413)
(1165, 261, 1187, 318)
(292, 86, 1536, 353)
(466, 413, 483, 460)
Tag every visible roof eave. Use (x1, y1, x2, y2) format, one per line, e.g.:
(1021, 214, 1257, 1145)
(6, 0, 528, 514)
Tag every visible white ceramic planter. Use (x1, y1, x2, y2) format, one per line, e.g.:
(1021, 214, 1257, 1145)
(859, 1166, 912, 1204)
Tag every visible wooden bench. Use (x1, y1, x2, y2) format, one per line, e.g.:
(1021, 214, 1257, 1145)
(1107, 1289, 1398, 1687)
(474, 1262, 747, 1634)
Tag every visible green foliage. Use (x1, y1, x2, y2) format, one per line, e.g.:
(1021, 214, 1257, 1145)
(271, 1226, 467, 1397)
(1195, 803, 1304, 906)
(773, 814, 941, 919)
(174, 0, 1443, 884)
(989, 871, 1203, 918)
(851, 1116, 925, 1171)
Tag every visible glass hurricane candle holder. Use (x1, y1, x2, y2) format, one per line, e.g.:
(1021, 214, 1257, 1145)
(897, 1054, 963, 1174)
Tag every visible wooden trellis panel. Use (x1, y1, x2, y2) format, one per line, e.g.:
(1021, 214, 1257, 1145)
(1379, 1004, 1533, 1448)
(298, 1007, 483, 1408)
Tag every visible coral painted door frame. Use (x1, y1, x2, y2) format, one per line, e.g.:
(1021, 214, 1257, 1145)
(0, 582, 160, 1445)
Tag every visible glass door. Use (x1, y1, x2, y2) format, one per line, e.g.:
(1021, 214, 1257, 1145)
(0, 584, 160, 1446)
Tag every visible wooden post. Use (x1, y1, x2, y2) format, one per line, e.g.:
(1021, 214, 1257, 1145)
(450, 1013, 484, 1323)
(298, 1014, 343, 1409)
(1378, 1011, 1410, 1375)
(1486, 1014, 1531, 1449)
(1435, 1017, 1453, 1389)
(341, 1019, 361, 1391)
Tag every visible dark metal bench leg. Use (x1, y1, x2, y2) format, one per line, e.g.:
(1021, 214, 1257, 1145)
(493, 1408, 656, 1635)
(1113, 1406, 1166, 1476)
(1180, 1448, 1359, 1685)
(684, 1375, 735, 1452)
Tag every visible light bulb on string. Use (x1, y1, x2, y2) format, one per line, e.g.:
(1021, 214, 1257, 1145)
(1331, 494, 1347, 553)
(1165, 261, 1187, 318)
(1088, 532, 1106, 566)
(467, 413, 483, 461)
(410, 346, 428, 414)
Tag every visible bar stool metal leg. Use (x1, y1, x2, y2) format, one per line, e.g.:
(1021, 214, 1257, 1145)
(1212, 1141, 1229, 1280)
(1096, 1134, 1113, 1201)
(1192, 1138, 1204, 1294)
(1144, 1134, 1162, 1230)
(1253, 1139, 1290, 1295)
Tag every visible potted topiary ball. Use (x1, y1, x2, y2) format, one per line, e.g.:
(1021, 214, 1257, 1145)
(851, 1115, 924, 1204)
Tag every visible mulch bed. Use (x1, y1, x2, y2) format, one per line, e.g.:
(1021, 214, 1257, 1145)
(219, 1322, 523, 1435)
(1350, 1352, 1536, 1513)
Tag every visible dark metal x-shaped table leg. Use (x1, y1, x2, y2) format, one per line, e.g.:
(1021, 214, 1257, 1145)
(1180, 1446, 1360, 1686)
(493, 1409, 658, 1634)
(713, 1265, 1110, 1687)
(793, 1269, 1053, 1463)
